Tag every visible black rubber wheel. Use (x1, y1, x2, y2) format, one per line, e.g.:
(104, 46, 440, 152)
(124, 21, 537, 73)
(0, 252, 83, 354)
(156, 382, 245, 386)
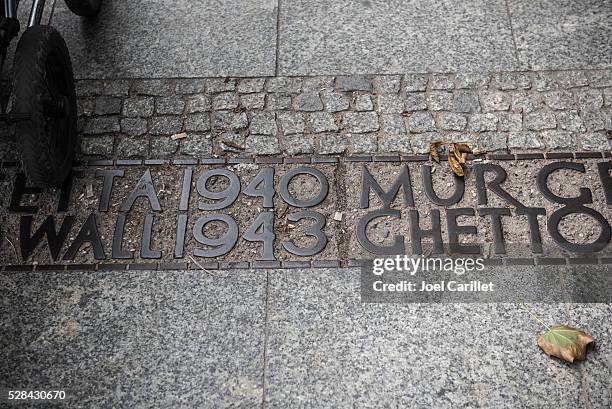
(64, 0, 101, 17)
(12, 26, 78, 188)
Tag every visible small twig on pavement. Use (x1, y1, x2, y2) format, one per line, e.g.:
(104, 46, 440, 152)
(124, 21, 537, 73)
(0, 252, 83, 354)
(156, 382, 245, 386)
(4, 235, 20, 264)
(189, 255, 228, 278)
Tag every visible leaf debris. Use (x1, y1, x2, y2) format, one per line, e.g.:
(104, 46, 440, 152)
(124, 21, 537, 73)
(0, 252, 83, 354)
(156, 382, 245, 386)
(429, 141, 485, 177)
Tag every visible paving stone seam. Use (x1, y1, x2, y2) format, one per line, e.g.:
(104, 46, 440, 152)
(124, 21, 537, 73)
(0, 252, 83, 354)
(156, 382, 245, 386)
(1, 151, 610, 169)
(1, 257, 609, 272)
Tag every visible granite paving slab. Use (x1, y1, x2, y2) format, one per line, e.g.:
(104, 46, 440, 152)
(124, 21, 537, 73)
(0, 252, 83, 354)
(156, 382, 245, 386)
(278, 0, 519, 75)
(265, 268, 611, 408)
(0, 270, 266, 408)
(51, 0, 278, 78)
(508, 0, 612, 70)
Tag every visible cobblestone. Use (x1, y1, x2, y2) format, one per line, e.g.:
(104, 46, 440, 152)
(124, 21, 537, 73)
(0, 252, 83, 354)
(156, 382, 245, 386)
(478, 132, 508, 151)
(588, 70, 612, 87)
(349, 135, 376, 153)
(206, 78, 236, 93)
(540, 130, 574, 149)
(603, 88, 612, 106)
(408, 112, 436, 133)
(343, 112, 379, 133)
(156, 97, 185, 115)
(241, 93, 266, 110)
(246, 135, 280, 155)
(380, 115, 406, 135)
(493, 72, 531, 90)
(469, 113, 498, 132)
(378, 135, 411, 153)
(579, 132, 609, 151)
(150, 136, 179, 156)
(94, 97, 122, 115)
(511, 92, 544, 113)
(532, 73, 558, 92)
(427, 92, 454, 111)
(213, 93, 240, 110)
(283, 134, 314, 155)
(575, 89, 604, 110)
(405, 93, 427, 111)
(217, 133, 246, 153)
(77, 80, 131, 97)
(310, 112, 338, 133)
(238, 78, 266, 94)
(322, 90, 350, 112)
(278, 113, 305, 136)
(132, 79, 175, 96)
(373, 76, 401, 94)
(72, 70, 612, 160)
(430, 74, 454, 90)
(81, 136, 114, 155)
(336, 75, 372, 92)
(186, 95, 211, 113)
(557, 71, 589, 89)
(453, 92, 480, 113)
(378, 94, 404, 113)
(150, 116, 183, 135)
(543, 91, 575, 110)
(84, 117, 121, 134)
(581, 110, 609, 131)
(523, 110, 556, 131)
(123, 98, 154, 118)
(557, 111, 586, 132)
(302, 77, 334, 91)
(404, 74, 428, 92)
(267, 77, 302, 94)
(181, 134, 213, 155)
(455, 72, 488, 89)
(497, 112, 522, 132)
(214, 112, 248, 131)
(250, 112, 278, 135)
(120, 118, 148, 136)
(294, 91, 323, 111)
(267, 94, 292, 110)
(175, 79, 206, 95)
(319, 135, 348, 154)
(355, 95, 374, 111)
(116, 136, 148, 157)
(436, 112, 467, 131)
(410, 133, 438, 154)
(185, 114, 212, 132)
(480, 92, 511, 111)
(507, 131, 544, 150)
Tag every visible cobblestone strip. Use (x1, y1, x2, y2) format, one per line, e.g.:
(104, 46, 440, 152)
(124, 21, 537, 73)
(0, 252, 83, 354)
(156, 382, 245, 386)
(73, 70, 612, 159)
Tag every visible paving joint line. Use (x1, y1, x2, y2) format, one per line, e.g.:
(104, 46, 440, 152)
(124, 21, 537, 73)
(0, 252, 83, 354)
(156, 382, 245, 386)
(503, 0, 523, 70)
(36, 151, 612, 170)
(274, 0, 282, 77)
(261, 271, 271, 409)
(1, 257, 610, 272)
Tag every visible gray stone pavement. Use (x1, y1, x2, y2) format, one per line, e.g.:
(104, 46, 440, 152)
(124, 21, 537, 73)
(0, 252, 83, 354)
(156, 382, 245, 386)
(1, 1, 611, 407)
(1, 269, 610, 408)
(47, 0, 612, 79)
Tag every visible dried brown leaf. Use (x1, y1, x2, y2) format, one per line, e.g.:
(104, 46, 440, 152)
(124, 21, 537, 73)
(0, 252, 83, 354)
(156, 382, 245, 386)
(451, 143, 466, 164)
(429, 141, 447, 163)
(472, 146, 486, 156)
(456, 143, 472, 154)
(448, 152, 465, 177)
(537, 325, 594, 363)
